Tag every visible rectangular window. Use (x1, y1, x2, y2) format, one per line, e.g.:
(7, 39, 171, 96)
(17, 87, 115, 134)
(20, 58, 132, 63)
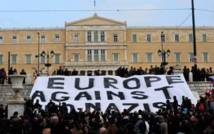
(11, 54, 17, 64)
(147, 34, 151, 43)
(161, 33, 165, 42)
(54, 54, 60, 64)
(87, 31, 92, 42)
(189, 33, 193, 43)
(94, 31, 99, 42)
(0, 55, 3, 64)
(146, 52, 153, 63)
(203, 52, 208, 63)
(0, 36, 3, 43)
(41, 35, 46, 43)
(202, 33, 207, 42)
(74, 53, 80, 62)
(73, 33, 79, 43)
(40, 56, 46, 64)
(12, 36, 17, 43)
(113, 34, 118, 42)
(175, 34, 179, 42)
(94, 49, 99, 61)
(26, 35, 32, 42)
(132, 34, 137, 43)
(112, 53, 119, 63)
(101, 31, 105, 42)
(25, 54, 32, 64)
(174, 52, 181, 63)
(87, 50, 92, 62)
(132, 53, 139, 63)
(101, 49, 106, 62)
(189, 52, 194, 62)
(54, 34, 60, 42)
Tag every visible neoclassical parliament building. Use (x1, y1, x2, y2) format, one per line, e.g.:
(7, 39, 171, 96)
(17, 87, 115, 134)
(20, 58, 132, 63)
(0, 14, 213, 75)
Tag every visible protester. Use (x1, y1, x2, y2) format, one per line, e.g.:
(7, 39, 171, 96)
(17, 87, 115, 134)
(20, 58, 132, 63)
(0, 66, 212, 84)
(0, 65, 213, 134)
(51, 66, 214, 82)
(0, 68, 7, 84)
(0, 89, 213, 134)
(20, 69, 27, 84)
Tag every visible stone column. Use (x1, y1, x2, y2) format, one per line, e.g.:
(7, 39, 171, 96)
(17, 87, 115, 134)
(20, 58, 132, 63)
(7, 75, 26, 119)
(189, 71, 193, 82)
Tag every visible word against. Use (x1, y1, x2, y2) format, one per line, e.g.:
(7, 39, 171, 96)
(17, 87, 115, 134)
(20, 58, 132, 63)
(30, 75, 196, 113)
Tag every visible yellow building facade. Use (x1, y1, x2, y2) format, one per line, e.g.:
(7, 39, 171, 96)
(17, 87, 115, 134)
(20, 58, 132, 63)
(0, 14, 213, 75)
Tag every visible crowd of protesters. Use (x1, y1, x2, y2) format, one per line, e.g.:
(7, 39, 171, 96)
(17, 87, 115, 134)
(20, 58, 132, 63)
(0, 65, 213, 84)
(115, 65, 213, 82)
(0, 90, 213, 134)
(52, 65, 214, 82)
(0, 67, 27, 84)
(183, 65, 213, 82)
(0, 66, 213, 133)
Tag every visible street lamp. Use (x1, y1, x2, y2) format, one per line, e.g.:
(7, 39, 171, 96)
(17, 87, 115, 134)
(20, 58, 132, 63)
(40, 50, 55, 75)
(37, 32, 40, 75)
(157, 32, 170, 69)
(34, 32, 41, 76)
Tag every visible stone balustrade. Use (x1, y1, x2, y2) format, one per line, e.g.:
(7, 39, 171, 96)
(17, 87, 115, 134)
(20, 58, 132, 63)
(0, 84, 32, 105)
(188, 82, 213, 96)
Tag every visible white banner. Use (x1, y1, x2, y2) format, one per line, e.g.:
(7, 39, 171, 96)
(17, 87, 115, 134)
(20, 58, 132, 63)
(30, 75, 196, 113)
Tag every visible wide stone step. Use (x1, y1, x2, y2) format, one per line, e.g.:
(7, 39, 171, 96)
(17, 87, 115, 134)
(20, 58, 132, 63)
(0, 82, 213, 104)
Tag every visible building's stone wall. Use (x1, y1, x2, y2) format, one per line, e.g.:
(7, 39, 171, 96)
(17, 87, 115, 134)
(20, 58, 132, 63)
(0, 15, 214, 76)
(0, 82, 213, 105)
